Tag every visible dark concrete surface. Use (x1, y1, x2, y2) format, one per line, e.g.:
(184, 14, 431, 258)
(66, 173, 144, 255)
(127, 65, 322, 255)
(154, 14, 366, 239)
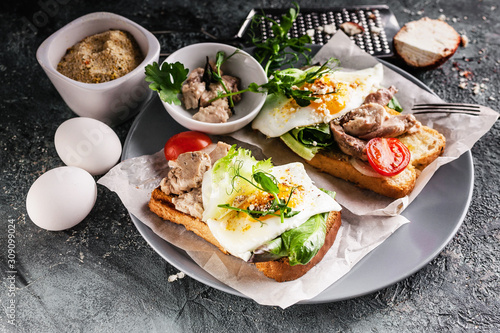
(1, 0, 499, 332)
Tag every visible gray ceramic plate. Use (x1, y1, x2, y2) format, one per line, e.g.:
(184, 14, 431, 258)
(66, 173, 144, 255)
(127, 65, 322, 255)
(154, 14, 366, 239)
(122, 57, 473, 303)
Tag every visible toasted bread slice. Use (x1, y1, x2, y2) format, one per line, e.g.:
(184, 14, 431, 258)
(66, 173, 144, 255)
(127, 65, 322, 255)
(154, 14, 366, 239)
(398, 126, 446, 171)
(149, 187, 341, 282)
(305, 124, 445, 198)
(386, 107, 446, 170)
(308, 148, 417, 198)
(149, 187, 228, 254)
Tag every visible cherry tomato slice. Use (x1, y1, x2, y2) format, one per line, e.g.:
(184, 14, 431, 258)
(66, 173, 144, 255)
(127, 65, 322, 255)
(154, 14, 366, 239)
(164, 131, 212, 161)
(366, 137, 411, 177)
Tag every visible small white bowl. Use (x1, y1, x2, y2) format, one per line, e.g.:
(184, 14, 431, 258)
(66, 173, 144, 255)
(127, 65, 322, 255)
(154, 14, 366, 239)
(36, 12, 160, 126)
(160, 43, 268, 135)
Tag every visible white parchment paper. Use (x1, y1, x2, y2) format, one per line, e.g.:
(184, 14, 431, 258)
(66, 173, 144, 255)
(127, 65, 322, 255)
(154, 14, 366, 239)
(98, 32, 498, 308)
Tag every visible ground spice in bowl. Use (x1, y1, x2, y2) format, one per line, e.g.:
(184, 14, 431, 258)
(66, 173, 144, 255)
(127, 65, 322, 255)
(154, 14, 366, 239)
(57, 30, 144, 84)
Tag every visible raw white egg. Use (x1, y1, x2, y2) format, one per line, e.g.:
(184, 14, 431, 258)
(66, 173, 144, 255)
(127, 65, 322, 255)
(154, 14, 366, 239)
(55, 117, 122, 175)
(252, 64, 384, 137)
(26, 166, 97, 231)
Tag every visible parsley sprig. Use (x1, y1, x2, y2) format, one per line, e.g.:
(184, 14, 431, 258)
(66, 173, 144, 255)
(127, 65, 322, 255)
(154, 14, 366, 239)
(144, 61, 189, 105)
(217, 161, 299, 224)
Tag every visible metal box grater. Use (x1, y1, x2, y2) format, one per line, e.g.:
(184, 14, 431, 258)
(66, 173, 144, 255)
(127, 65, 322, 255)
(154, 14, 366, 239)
(236, 5, 400, 57)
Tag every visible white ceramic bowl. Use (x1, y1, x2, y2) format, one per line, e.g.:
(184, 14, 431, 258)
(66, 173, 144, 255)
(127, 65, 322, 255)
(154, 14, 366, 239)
(36, 12, 160, 126)
(160, 43, 268, 135)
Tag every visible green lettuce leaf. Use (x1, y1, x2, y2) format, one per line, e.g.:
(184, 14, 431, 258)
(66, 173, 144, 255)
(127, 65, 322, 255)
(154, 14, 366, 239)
(250, 210, 331, 266)
(280, 124, 333, 160)
(387, 96, 403, 112)
(290, 123, 332, 147)
(250, 188, 336, 265)
(281, 212, 328, 266)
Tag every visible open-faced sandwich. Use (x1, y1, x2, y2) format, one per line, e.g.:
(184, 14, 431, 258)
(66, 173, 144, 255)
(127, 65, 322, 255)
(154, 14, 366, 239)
(148, 132, 342, 282)
(252, 63, 446, 198)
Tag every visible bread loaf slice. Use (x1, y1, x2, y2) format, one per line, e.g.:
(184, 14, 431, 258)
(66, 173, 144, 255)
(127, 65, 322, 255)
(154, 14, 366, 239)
(149, 187, 341, 282)
(308, 148, 417, 198)
(398, 125, 446, 171)
(394, 17, 461, 69)
(305, 124, 445, 198)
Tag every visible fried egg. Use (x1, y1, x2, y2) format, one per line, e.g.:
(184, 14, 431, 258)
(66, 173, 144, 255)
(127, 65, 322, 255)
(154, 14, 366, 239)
(204, 162, 341, 261)
(252, 63, 384, 137)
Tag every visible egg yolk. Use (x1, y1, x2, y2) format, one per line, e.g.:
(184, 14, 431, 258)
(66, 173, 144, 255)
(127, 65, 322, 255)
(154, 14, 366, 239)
(276, 75, 365, 118)
(246, 183, 301, 211)
(223, 183, 304, 232)
(302, 76, 346, 116)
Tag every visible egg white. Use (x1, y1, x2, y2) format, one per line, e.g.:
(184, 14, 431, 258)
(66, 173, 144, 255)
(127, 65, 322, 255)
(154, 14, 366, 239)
(204, 162, 341, 261)
(252, 63, 384, 138)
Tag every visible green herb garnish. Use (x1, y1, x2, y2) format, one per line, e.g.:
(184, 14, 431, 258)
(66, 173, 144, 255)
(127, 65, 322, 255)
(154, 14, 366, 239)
(217, 163, 299, 224)
(144, 61, 189, 105)
(144, 5, 339, 108)
(258, 58, 339, 107)
(249, 2, 312, 75)
(208, 56, 339, 108)
(205, 50, 239, 108)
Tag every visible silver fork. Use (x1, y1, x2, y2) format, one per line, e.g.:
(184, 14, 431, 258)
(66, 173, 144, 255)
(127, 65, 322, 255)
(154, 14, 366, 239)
(412, 103, 482, 116)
